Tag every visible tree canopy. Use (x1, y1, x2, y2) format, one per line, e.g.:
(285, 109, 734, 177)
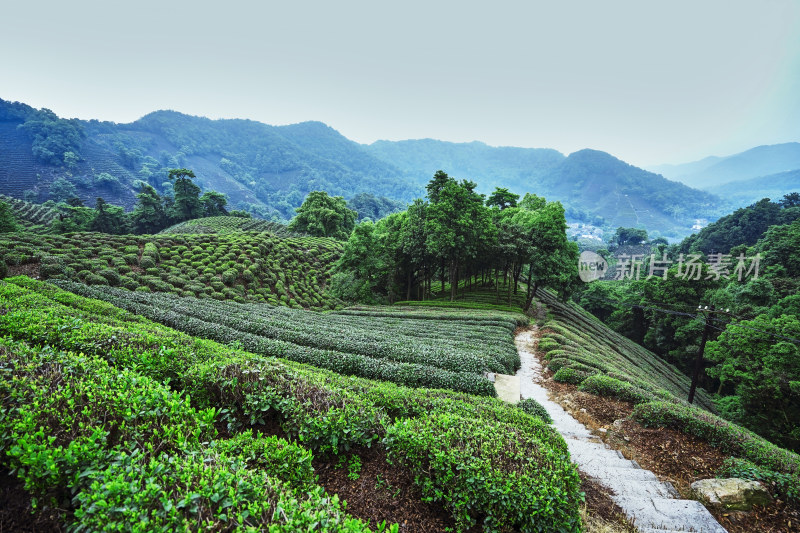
(332, 171, 578, 305)
(288, 191, 357, 240)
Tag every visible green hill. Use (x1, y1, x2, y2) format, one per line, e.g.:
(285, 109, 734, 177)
(705, 169, 800, 207)
(366, 141, 724, 238)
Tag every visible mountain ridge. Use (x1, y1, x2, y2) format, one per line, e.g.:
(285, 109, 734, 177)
(1, 97, 725, 237)
(651, 142, 800, 189)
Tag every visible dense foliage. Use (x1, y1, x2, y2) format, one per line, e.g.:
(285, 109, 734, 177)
(678, 197, 800, 254)
(288, 191, 357, 240)
(332, 172, 579, 307)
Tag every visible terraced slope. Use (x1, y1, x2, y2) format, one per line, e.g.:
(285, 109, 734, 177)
(160, 216, 304, 237)
(0, 231, 341, 308)
(0, 277, 582, 532)
(532, 289, 800, 501)
(536, 289, 714, 410)
(0, 122, 38, 199)
(0, 193, 57, 229)
(48, 281, 518, 396)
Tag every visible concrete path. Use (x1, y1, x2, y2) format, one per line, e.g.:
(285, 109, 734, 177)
(493, 373, 520, 404)
(513, 328, 727, 533)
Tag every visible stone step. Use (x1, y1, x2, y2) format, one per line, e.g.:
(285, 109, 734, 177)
(611, 480, 680, 500)
(577, 456, 638, 470)
(616, 497, 727, 533)
(579, 465, 661, 482)
(565, 438, 625, 459)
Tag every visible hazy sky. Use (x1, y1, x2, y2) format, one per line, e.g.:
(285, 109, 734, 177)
(2, 0, 799, 167)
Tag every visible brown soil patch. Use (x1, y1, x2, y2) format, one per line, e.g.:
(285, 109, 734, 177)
(313, 446, 457, 532)
(6, 263, 40, 279)
(580, 471, 636, 531)
(222, 416, 456, 531)
(0, 469, 64, 532)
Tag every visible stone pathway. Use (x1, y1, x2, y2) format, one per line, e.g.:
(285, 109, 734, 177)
(511, 328, 727, 533)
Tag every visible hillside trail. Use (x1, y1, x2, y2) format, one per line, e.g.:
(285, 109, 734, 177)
(513, 307, 727, 533)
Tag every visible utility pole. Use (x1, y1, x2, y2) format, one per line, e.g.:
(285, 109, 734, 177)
(688, 305, 727, 404)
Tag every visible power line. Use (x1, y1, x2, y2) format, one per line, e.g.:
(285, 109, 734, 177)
(580, 291, 800, 343)
(578, 291, 700, 319)
(709, 317, 800, 345)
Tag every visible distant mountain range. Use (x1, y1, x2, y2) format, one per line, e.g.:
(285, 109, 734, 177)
(4, 97, 785, 239)
(650, 142, 800, 190)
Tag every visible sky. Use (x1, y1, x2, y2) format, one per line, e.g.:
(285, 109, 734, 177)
(2, 0, 800, 168)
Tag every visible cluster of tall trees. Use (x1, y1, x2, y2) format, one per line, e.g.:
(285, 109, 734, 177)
(48, 168, 242, 234)
(328, 171, 579, 308)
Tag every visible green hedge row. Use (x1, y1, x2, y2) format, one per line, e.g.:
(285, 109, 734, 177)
(0, 339, 370, 532)
(0, 278, 583, 530)
(54, 282, 519, 376)
(578, 374, 656, 405)
(50, 283, 496, 396)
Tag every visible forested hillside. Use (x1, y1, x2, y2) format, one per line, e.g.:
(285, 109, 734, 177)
(0, 99, 419, 220)
(706, 168, 800, 207)
(1, 98, 733, 238)
(577, 195, 800, 452)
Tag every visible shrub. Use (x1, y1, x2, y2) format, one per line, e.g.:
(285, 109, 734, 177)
(0, 259, 6, 279)
(98, 268, 121, 286)
(221, 269, 238, 285)
(517, 398, 553, 424)
(142, 242, 159, 262)
(552, 366, 594, 385)
(139, 256, 156, 269)
(85, 273, 110, 286)
(384, 413, 581, 532)
(579, 375, 655, 404)
(537, 337, 560, 352)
